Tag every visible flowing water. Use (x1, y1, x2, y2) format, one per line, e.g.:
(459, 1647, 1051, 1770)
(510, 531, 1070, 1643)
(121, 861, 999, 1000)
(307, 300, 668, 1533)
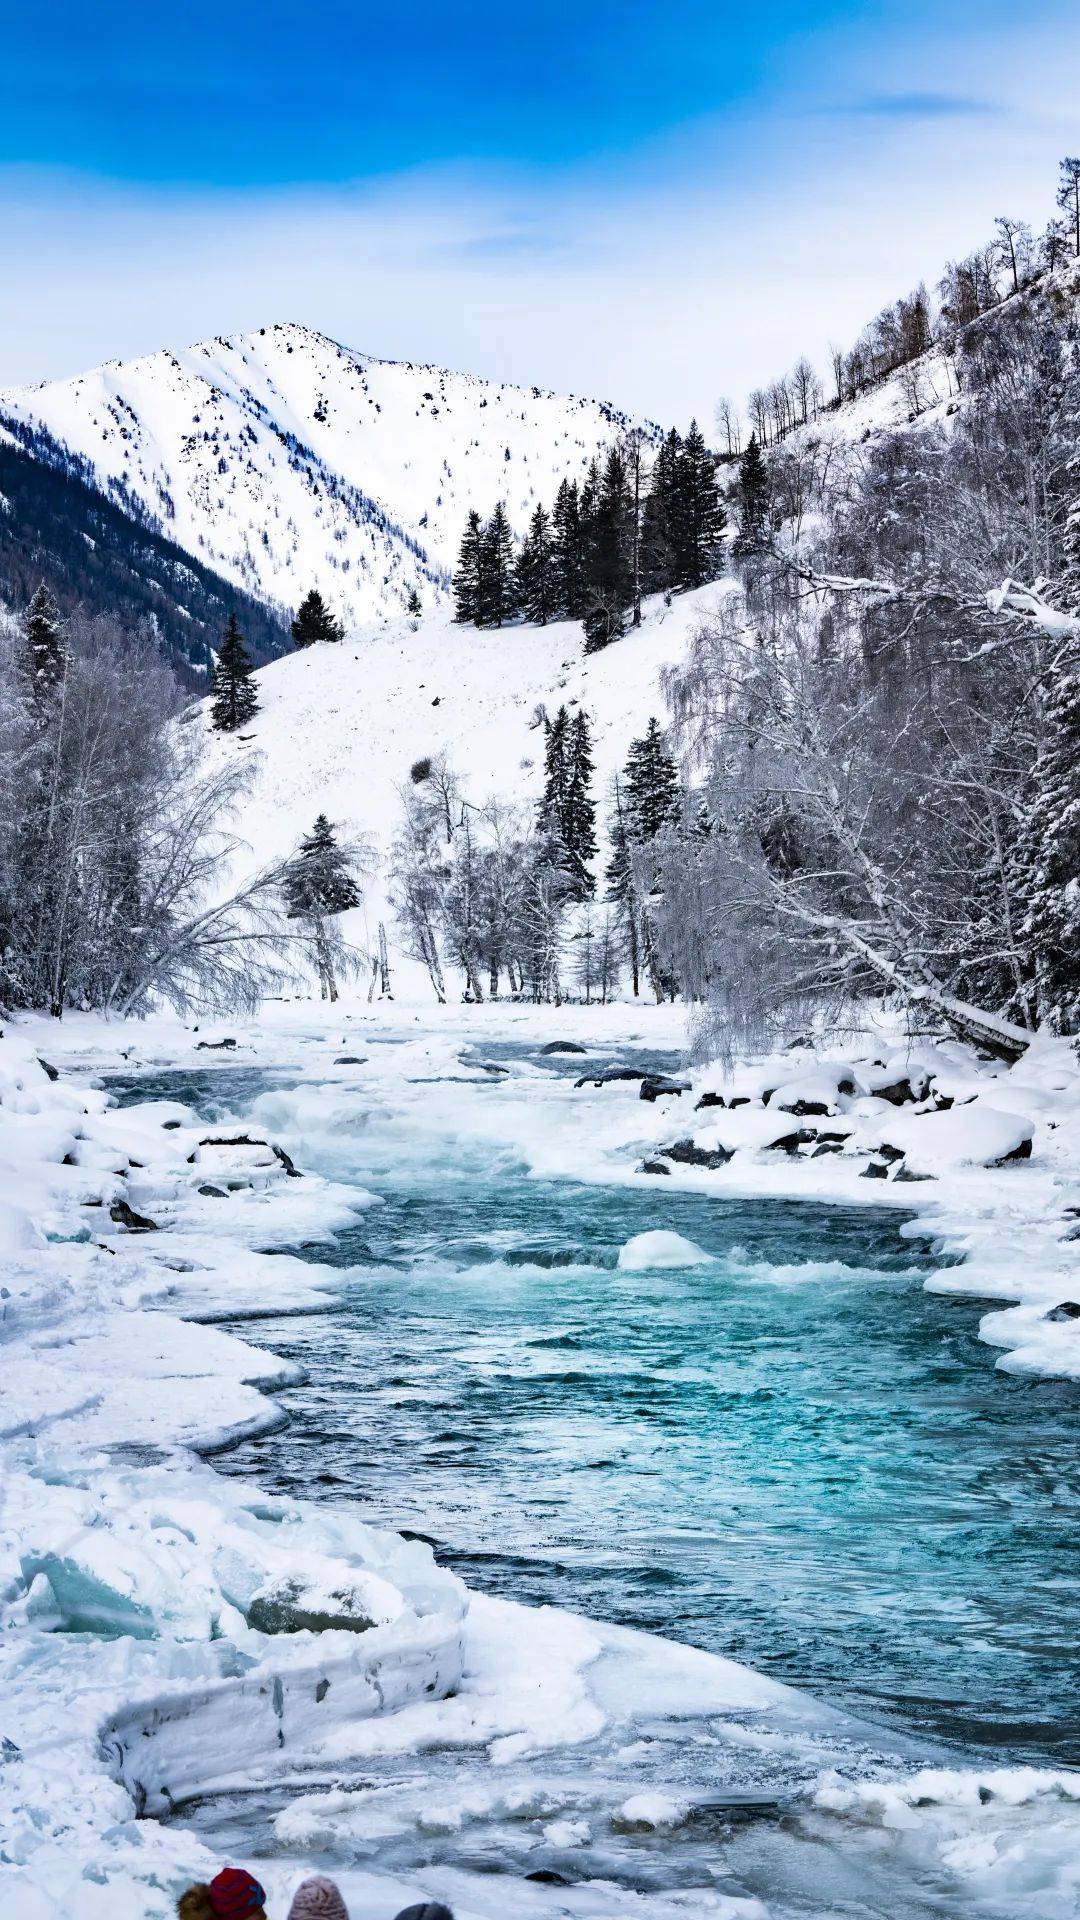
(103, 1041, 1080, 1917)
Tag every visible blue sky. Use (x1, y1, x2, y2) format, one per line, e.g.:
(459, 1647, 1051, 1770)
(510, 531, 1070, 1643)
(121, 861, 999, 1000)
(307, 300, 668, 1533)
(3, 1, 1079, 419)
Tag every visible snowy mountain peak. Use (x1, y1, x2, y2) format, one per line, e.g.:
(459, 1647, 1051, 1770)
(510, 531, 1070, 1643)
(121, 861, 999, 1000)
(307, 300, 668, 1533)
(1, 325, 655, 628)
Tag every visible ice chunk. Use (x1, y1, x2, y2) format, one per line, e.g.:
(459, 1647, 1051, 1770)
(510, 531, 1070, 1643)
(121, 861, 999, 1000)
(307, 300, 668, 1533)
(617, 1230, 711, 1270)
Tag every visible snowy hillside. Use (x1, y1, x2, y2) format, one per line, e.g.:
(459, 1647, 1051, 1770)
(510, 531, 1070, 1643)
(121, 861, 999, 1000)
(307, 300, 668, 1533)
(0, 324, 654, 628)
(200, 585, 730, 979)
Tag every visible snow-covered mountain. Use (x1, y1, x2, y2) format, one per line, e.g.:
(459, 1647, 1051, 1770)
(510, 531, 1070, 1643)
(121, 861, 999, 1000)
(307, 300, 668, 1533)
(0, 324, 654, 627)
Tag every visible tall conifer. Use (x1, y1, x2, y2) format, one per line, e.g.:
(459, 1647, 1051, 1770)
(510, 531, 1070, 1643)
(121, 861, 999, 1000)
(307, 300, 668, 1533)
(210, 615, 259, 732)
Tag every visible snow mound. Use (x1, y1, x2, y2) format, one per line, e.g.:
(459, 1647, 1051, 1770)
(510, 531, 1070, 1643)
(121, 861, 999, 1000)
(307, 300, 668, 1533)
(874, 1105, 1033, 1171)
(617, 1230, 712, 1270)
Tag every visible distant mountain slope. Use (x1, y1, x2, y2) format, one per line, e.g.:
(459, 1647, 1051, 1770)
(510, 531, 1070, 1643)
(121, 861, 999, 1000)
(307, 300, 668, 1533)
(1, 324, 656, 630)
(0, 415, 290, 677)
(197, 585, 728, 984)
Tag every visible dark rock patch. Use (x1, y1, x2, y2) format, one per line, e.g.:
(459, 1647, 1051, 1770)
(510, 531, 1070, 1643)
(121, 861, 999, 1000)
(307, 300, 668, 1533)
(663, 1138, 734, 1170)
(109, 1199, 159, 1232)
(992, 1137, 1032, 1165)
(639, 1076, 691, 1103)
(1045, 1301, 1080, 1322)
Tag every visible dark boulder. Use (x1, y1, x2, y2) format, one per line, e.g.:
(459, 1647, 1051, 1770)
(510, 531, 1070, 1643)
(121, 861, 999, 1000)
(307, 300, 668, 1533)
(197, 1184, 228, 1198)
(1045, 1301, 1080, 1322)
(861, 1161, 889, 1179)
(695, 1091, 725, 1110)
(639, 1076, 691, 1103)
(109, 1198, 159, 1232)
(576, 1066, 647, 1089)
(992, 1137, 1032, 1165)
(639, 1159, 672, 1176)
(765, 1129, 816, 1153)
(875, 1079, 916, 1106)
(541, 1041, 587, 1055)
(195, 1037, 237, 1051)
(663, 1137, 734, 1170)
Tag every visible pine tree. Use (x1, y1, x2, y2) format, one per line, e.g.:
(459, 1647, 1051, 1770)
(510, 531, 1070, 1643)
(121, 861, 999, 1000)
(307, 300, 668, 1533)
(453, 511, 485, 623)
(539, 705, 570, 832)
(210, 614, 259, 732)
(736, 435, 770, 553)
(284, 814, 362, 1002)
(672, 420, 725, 589)
(582, 448, 634, 653)
(563, 709, 597, 899)
(22, 585, 66, 706)
(551, 479, 586, 619)
(640, 429, 681, 595)
(478, 503, 516, 627)
(406, 586, 423, 618)
(605, 776, 641, 996)
(1014, 647, 1080, 1031)
(291, 588, 343, 647)
(517, 503, 554, 624)
(624, 718, 680, 841)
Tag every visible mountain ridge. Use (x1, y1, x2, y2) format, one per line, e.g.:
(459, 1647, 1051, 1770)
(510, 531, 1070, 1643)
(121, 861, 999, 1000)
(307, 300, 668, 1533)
(0, 322, 659, 631)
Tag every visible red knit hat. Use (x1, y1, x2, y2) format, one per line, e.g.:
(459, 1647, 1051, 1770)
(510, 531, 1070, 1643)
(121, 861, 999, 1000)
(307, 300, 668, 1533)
(208, 1868, 266, 1918)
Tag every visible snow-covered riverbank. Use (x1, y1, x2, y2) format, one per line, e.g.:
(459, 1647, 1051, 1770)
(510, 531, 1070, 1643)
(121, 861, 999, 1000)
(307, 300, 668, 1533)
(3, 1000, 1080, 1919)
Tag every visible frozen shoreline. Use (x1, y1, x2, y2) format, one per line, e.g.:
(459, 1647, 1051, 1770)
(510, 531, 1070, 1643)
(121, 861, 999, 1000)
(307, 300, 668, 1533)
(3, 998, 1080, 1918)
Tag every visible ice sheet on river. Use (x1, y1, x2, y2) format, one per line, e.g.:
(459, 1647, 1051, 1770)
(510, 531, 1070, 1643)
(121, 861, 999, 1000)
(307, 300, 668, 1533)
(3, 1005, 1080, 1918)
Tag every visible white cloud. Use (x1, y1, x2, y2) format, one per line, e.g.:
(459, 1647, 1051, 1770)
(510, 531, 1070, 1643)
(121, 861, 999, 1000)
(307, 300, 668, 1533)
(1, 12, 1077, 426)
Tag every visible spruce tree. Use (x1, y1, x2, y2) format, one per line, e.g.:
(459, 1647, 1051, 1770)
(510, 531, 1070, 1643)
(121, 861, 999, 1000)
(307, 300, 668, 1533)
(284, 814, 362, 1002)
(453, 511, 484, 623)
(673, 420, 725, 588)
(291, 588, 343, 647)
(605, 776, 640, 996)
(479, 503, 516, 627)
(552, 479, 586, 619)
(539, 705, 570, 833)
(582, 448, 634, 653)
(563, 709, 597, 899)
(736, 435, 770, 553)
(406, 586, 423, 618)
(517, 503, 554, 624)
(624, 718, 680, 841)
(285, 814, 362, 917)
(1014, 647, 1080, 1032)
(640, 429, 681, 594)
(210, 614, 259, 732)
(22, 585, 66, 706)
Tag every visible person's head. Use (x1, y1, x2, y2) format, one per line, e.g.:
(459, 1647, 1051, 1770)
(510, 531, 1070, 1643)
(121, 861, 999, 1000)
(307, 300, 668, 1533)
(287, 1877, 350, 1920)
(207, 1867, 267, 1920)
(178, 1889, 215, 1920)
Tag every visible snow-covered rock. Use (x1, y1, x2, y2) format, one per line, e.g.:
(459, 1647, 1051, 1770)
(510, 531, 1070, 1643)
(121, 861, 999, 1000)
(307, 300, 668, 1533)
(617, 1229, 711, 1269)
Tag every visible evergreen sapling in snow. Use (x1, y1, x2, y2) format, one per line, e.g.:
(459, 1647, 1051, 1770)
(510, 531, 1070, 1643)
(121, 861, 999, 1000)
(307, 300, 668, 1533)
(22, 584, 66, 708)
(291, 588, 343, 647)
(284, 813, 362, 1001)
(210, 615, 259, 733)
